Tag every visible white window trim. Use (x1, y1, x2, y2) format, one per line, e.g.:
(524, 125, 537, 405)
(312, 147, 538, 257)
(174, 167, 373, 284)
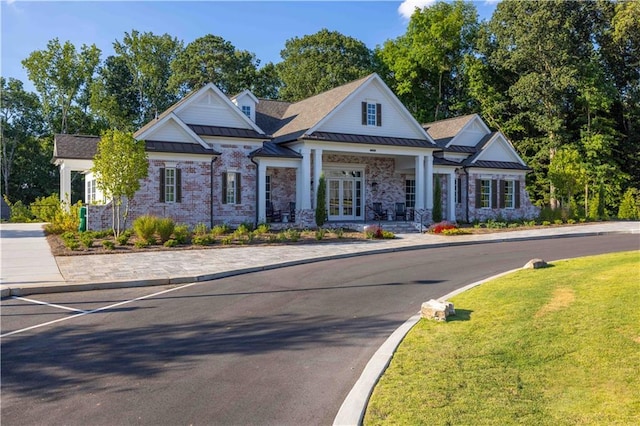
(165, 167, 176, 204)
(504, 179, 515, 209)
(480, 179, 492, 209)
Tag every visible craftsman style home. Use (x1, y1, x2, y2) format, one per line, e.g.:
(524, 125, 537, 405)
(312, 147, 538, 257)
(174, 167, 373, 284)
(53, 73, 538, 231)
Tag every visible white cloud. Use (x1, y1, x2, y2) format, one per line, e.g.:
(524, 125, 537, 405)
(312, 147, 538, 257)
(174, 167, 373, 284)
(398, 0, 436, 20)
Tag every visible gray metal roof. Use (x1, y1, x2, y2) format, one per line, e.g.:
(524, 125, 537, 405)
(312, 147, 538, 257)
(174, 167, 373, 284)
(250, 141, 302, 159)
(188, 124, 265, 139)
(304, 131, 434, 148)
(467, 160, 530, 170)
(145, 140, 219, 155)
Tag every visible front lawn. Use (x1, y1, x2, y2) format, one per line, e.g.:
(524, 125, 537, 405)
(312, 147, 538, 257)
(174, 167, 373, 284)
(365, 251, 640, 425)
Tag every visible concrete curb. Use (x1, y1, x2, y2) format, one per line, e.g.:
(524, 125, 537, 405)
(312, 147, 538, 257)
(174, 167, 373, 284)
(1, 228, 637, 298)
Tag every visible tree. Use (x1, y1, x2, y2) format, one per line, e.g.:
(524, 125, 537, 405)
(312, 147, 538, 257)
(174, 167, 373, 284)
(252, 62, 282, 99)
(92, 129, 148, 237)
(432, 175, 443, 222)
(548, 147, 587, 210)
(169, 34, 259, 95)
(90, 55, 139, 131)
(377, 0, 479, 122)
(113, 30, 183, 126)
(0, 78, 55, 203)
(22, 38, 101, 134)
(617, 187, 640, 220)
(277, 29, 374, 101)
(315, 173, 327, 227)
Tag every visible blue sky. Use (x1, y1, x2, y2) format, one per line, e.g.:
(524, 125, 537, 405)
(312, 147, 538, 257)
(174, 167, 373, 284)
(2, 1, 498, 92)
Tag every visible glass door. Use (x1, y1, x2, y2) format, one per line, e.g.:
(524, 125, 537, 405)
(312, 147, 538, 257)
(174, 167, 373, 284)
(326, 170, 363, 221)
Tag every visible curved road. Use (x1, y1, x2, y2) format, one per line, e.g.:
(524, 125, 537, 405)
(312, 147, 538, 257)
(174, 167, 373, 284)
(1, 234, 638, 425)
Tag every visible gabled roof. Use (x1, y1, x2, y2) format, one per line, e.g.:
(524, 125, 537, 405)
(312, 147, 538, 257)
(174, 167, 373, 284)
(256, 99, 292, 135)
(465, 132, 529, 170)
(423, 114, 477, 143)
(272, 74, 373, 141)
(250, 141, 302, 159)
(53, 134, 100, 160)
(230, 89, 259, 104)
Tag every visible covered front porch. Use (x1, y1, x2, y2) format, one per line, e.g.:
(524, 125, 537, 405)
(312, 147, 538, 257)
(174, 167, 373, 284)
(253, 141, 455, 228)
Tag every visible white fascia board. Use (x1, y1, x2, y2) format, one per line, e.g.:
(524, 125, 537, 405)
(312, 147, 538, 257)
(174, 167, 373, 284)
(446, 114, 491, 147)
(57, 158, 94, 171)
(307, 74, 436, 145)
(203, 136, 265, 147)
(175, 83, 265, 135)
(255, 157, 301, 168)
(471, 133, 526, 166)
(231, 89, 260, 104)
(135, 112, 210, 150)
(147, 152, 217, 162)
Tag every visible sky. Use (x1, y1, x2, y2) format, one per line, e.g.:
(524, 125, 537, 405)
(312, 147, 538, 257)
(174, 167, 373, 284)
(1, 0, 499, 93)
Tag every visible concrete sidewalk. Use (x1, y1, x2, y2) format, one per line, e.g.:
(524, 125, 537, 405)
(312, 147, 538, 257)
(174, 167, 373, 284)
(1, 221, 638, 298)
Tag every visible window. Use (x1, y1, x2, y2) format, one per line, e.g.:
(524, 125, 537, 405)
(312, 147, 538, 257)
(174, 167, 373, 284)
(223, 172, 241, 204)
(265, 175, 271, 203)
(241, 105, 251, 118)
(87, 179, 96, 204)
(503, 180, 515, 209)
(361, 102, 382, 126)
(480, 179, 491, 208)
(405, 179, 416, 208)
(456, 177, 462, 204)
(501, 179, 520, 209)
(159, 168, 181, 203)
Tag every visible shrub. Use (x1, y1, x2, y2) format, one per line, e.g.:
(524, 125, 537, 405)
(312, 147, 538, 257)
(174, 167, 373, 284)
(254, 223, 270, 235)
(381, 230, 395, 239)
(285, 228, 300, 242)
(156, 217, 175, 243)
(333, 227, 344, 238)
(134, 240, 150, 248)
(44, 201, 82, 234)
(567, 219, 576, 224)
(239, 221, 255, 232)
(79, 233, 94, 249)
(618, 188, 640, 220)
(542, 220, 551, 226)
(65, 239, 80, 250)
(102, 240, 115, 250)
(30, 194, 62, 223)
(164, 239, 178, 247)
(315, 228, 326, 240)
(192, 234, 214, 245)
(441, 227, 470, 235)
(193, 222, 208, 236)
(173, 224, 190, 244)
(7, 199, 34, 223)
(234, 224, 251, 235)
(554, 219, 563, 225)
(211, 224, 230, 236)
(133, 215, 158, 243)
(220, 236, 233, 245)
(116, 233, 130, 246)
(432, 175, 443, 223)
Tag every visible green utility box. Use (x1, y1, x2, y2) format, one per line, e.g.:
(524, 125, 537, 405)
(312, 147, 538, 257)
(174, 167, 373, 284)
(79, 206, 87, 232)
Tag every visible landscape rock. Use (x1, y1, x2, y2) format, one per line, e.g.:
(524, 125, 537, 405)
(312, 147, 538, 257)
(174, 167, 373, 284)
(421, 299, 455, 321)
(524, 258, 549, 269)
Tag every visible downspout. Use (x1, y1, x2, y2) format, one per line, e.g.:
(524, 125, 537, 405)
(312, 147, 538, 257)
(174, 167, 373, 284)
(210, 155, 218, 229)
(250, 156, 259, 226)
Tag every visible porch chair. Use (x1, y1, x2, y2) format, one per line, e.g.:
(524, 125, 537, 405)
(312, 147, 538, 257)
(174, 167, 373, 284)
(395, 202, 407, 221)
(266, 201, 282, 223)
(372, 202, 385, 221)
(289, 202, 296, 223)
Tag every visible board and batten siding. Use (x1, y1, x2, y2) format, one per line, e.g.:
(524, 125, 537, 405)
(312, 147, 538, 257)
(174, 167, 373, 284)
(318, 81, 426, 140)
(453, 121, 488, 146)
(146, 121, 198, 143)
(176, 91, 251, 129)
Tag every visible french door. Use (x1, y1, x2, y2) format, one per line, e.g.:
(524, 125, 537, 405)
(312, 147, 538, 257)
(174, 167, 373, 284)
(326, 170, 363, 221)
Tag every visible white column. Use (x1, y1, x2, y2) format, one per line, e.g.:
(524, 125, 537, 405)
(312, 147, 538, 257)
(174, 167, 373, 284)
(257, 162, 267, 223)
(425, 154, 434, 209)
(60, 163, 72, 208)
(448, 171, 456, 222)
(415, 154, 425, 209)
(300, 148, 311, 209)
(312, 148, 323, 208)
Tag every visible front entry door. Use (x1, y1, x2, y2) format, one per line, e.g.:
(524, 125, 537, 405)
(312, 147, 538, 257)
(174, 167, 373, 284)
(326, 170, 363, 221)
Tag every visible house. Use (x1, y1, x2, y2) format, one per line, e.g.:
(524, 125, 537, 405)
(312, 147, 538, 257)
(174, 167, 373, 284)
(53, 73, 538, 231)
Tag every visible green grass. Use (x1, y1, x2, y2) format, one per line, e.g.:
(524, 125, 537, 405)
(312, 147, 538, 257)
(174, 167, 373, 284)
(365, 251, 640, 425)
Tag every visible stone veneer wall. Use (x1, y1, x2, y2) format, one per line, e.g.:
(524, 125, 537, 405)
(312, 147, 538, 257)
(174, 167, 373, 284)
(268, 168, 297, 215)
(211, 144, 257, 226)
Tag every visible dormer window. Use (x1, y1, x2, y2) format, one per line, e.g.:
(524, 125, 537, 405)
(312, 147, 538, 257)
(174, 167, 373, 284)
(242, 105, 251, 118)
(361, 102, 381, 126)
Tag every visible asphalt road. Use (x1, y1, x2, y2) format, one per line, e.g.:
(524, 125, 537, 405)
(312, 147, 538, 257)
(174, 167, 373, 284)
(1, 234, 638, 426)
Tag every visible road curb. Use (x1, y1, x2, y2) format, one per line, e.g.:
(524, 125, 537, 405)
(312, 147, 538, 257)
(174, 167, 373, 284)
(1, 229, 636, 298)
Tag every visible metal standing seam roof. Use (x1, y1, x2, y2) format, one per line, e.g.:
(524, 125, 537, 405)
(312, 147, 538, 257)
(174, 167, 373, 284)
(250, 141, 302, 159)
(145, 140, 219, 155)
(304, 131, 435, 148)
(187, 124, 265, 139)
(466, 160, 531, 170)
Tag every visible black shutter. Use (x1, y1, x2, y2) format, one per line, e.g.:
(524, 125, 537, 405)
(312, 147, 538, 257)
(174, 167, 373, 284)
(491, 180, 498, 208)
(176, 169, 182, 203)
(376, 103, 382, 126)
(515, 180, 521, 208)
(159, 168, 165, 202)
(361, 102, 367, 125)
(236, 173, 241, 204)
(475, 179, 481, 207)
(457, 177, 462, 204)
(222, 173, 227, 204)
(499, 180, 505, 209)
